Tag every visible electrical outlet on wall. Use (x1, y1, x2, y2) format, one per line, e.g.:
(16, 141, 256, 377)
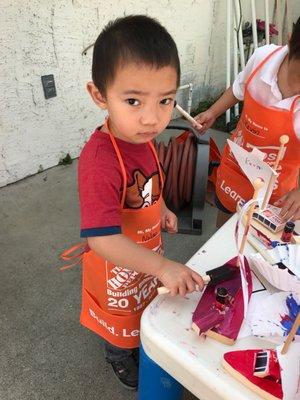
(41, 74, 57, 99)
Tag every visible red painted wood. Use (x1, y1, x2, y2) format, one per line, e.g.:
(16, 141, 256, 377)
(224, 349, 283, 399)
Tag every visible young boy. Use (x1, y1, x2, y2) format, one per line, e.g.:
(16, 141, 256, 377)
(78, 15, 204, 390)
(195, 17, 300, 228)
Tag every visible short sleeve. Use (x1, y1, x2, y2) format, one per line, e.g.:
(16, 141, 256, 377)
(232, 50, 259, 100)
(78, 137, 123, 237)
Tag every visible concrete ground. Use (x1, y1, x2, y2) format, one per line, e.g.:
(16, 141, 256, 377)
(0, 129, 228, 400)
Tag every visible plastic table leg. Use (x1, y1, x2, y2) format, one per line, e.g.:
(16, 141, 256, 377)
(138, 344, 183, 400)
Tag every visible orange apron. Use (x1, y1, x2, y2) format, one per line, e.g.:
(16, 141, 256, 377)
(80, 133, 163, 349)
(216, 47, 300, 213)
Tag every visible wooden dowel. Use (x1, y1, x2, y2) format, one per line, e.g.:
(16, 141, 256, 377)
(175, 103, 203, 130)
(281, 312, 300, 354)
(247, 234, 276, 264)
(158, 284, 199, 295)
(261, 135, 289, 210)
(273, 135, 289, 171)
(261, 174, 276, 210)
(239, 178, 264, 255)
(157, 275, 210, 295)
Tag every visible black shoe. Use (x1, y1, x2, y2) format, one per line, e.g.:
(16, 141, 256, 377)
(109, 355, 138, 390)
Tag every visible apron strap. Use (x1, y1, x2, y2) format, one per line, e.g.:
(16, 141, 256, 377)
(107, 124, 164, 208)
(288, 95, 300, 138)
(290, 95, 300, 114)
(60, 242, 88, 271)
(245, 46, 283, 91)
(108, 133, 128, 208)
(149, 140, 164, 189)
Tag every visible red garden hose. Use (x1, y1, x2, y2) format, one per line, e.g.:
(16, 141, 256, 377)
(154, 132, 197, 211)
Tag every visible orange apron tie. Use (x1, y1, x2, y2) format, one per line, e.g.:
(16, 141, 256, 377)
(216, 47, 300, 213)
(60, 242, 89, 271)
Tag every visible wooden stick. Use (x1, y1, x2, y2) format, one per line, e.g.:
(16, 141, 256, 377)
(247, 234, 276, 264)
(234, 0, 245, 68)
(281, 312, 300, 354)
(239, 178, 264, 255)
(157, 276, 210, 295)
(175, 103, 203, 130)
(261, 135, 289, 210)
(273, 135, 289, 171)
(158, 283, 198, 295)
(157, 262, 238, 295)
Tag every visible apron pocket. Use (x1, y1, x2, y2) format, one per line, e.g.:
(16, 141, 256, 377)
(80, 288, 142, 349)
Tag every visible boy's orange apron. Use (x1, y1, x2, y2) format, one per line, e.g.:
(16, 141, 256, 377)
(216, 47, 300, 213)
(80, 133, 163, 349)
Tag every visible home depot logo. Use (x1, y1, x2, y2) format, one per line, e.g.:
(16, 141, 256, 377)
(106, 265, 140, 290)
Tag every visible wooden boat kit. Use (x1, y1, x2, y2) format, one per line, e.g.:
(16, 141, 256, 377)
(192, 256, 253, 345)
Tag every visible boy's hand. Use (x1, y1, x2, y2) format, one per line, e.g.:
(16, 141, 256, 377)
(274, 189, 300, 221)
(161, 204, 178, 234)
(193, 109, 217, 134)
(157, 260, 204, 296)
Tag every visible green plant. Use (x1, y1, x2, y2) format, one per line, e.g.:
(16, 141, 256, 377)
(191, 96, 243, 132)
(191, 99, 217, 117)
(59, 153, 73, 165)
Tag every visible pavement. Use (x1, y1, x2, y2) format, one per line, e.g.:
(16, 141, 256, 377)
(0, 128, 228, 400)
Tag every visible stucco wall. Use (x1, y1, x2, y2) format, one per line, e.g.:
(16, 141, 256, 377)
(1, 0, 299, 186)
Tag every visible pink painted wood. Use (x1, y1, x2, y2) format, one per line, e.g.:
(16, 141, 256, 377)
(192, 256, 252, 344)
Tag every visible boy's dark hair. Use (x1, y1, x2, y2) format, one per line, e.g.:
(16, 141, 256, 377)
(92, 15, 180, 94)
(289, 16, 300, 60)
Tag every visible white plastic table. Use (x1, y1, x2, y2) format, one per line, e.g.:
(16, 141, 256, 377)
(140, 215, 279, 400)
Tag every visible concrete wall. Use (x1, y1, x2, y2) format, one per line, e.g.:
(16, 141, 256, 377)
(1, 0, 299, 187)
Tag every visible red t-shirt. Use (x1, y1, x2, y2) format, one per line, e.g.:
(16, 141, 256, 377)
(78, 128, 161, 237)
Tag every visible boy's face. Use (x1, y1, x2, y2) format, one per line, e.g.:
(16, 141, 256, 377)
(88, 63, 178, 144)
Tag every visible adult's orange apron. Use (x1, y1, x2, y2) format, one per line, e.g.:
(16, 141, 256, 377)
(80, 132, 163, 349)
(216, 47, 300, 213)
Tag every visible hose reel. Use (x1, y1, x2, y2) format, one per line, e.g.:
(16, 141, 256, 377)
(155, 119, 212, 235)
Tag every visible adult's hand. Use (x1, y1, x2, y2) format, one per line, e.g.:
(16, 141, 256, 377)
(274, 189, 300, 221)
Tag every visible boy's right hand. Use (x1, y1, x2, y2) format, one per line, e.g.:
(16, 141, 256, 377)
(193, 108, 217, 134)
(156, 260, 204, 296)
